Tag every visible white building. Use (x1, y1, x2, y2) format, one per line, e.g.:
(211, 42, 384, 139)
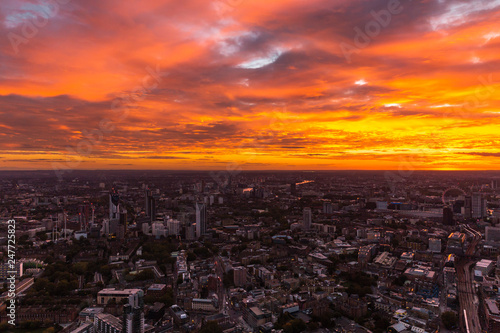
(152, 222, 167, 238)
(166, 218, 181, 236)
(475, 259, 494, 278)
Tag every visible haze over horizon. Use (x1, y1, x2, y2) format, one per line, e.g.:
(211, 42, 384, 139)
(1, 0, 500, 171)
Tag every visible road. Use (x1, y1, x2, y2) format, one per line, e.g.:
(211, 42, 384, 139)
(456, 225, 482, 333)
(215, 256, 250, 331)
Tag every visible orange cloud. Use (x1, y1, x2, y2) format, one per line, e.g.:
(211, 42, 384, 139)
(0, 0, 499, 170)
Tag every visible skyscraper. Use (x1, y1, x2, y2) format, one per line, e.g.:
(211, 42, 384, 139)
(109, 193, 120, 221)
(323, 201, 333, 214)
(472, 192, 486, 219)
(123, 303, 144, 333)
(150, 196, 156, 222)
(145, 189, 156, 222)
(167, 218, 181, 236)
(303, 207, 312, 230)
(443, 206, 454, 225)
(145, 189, 151, 216)
(118, 208, 127, 239)
(196, 203, 206, 238)
(186, 223, 196, 240)
(78, 202, 90, 231)
(463, 195, 472, 219)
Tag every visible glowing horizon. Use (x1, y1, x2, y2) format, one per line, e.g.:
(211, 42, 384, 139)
(1, 0, 500, 171)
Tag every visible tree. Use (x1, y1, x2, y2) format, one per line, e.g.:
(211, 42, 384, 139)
(441, 311, 458, 329)
(72, 262, 88, 275)
(283, 319, 307, 333)
(136, 269, 155, 281)
(198, 320, 223, 333)
(187, 252, 197, 261)
(393, 275, 407, 287)
(374, 315, 390, 333)
(37, 231, 48, 241)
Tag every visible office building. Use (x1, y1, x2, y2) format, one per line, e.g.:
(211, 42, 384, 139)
(233, 266, 247, 287)
(0, 261, 23, 281)
(303, 207, 312, 230)
(472, 192, 487, 219)
(167, 218, 181, 236)
(246, 307, 272, 329)
(196, 203, 206, 238)
(145, 189, 157, 222)
(145, 189, 151, 215)
(484, 298, 500, 332)
(152, 222, 167, 238)
(94, 313, 122, 333)
(443, 267, 456, 285)
(78, 203, 90, 230)
(486, 226, 500, 243)
(192, 298, 217, 312)
(97, 288, 144, 307)
(428, 238, 441, 253)
(446, 232, 466, 255)
(443, 206, 454, 225)
(323, 201, 333, 214)
(103, 218, 119, 236)
(463, 195, 472, 219)
(185, 223, 195, 240)
(117, 209, 127, 239)
(358, 244, 377, 267)
(123, 303, 145, 333)
(95, 288, 144, 332)
(109, 193, 120, 221)
(475, 259, 494, 279)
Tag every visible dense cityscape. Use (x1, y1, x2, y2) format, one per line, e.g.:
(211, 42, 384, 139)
(1, 0, 500, 332)
(0, 170, 499, 333)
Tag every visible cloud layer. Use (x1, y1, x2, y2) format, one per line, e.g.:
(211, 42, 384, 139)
(1, 0, 500, 170)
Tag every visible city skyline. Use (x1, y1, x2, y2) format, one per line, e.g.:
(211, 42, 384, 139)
(0, 0, 499, 171)
(2, 0, 500, 332)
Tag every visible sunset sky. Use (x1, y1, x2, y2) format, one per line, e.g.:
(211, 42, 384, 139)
(1, 0, 500, 170)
